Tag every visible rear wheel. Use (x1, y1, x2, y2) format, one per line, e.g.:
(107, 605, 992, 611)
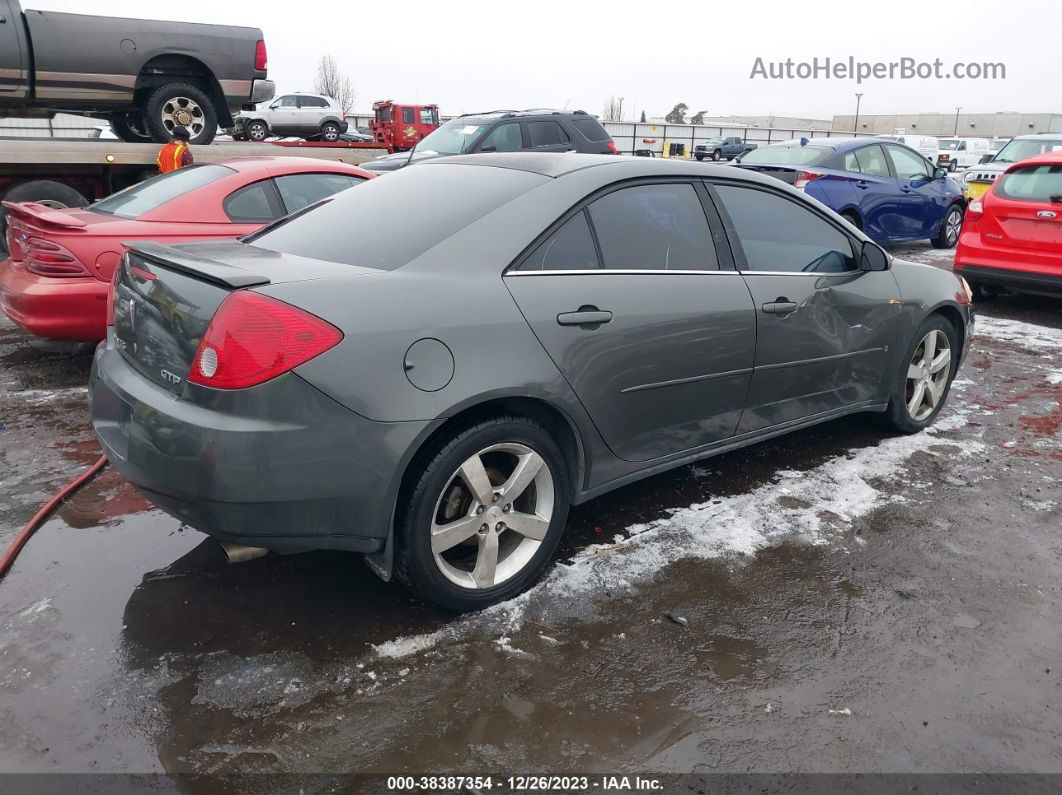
(109, 115, 153, 143)
(932, 203, 964, 249)
(947, 160, 958, 172)
(143, 81, 217, 145)
(394, 416, 571, 611)
(883, 315, 959, 434)
(840, 210, 863, 232)
(319, 121, 341, 142)
(0, 180, 88, 254)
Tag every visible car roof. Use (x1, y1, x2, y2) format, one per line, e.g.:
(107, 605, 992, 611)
(455, 109, 594, 122)
(216, 156, 366, 175)
(758, 137, 889, 152)
(421, 152, 788, 186)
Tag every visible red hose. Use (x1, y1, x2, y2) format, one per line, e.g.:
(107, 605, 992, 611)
(0, 455, 108, 579)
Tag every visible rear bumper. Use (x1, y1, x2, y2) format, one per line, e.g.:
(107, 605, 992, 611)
(955, 262, 1062, 295)
(90, 338, 435, 554)
(0, 259, 107, 341)
(250, 79, 275, 105)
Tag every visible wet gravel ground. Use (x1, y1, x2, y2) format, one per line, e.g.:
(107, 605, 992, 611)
(0, 243, 1060, 783)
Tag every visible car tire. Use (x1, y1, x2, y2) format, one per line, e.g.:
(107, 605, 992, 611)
(883, 314, 960, 434)
(712, 149, 722, 161)
(394, 415, 571, 611)
(0, 180, 89, 253)
(245, 120, 269, 142)
(143, 81, 218, 145)
(320, 122, 341, 142)
(695, 154, 704, 161)
(948, 160, 958, 172)
(109, 116, 153, 143)
(841, 211, 863, 232)
(931, 203, 964, 249)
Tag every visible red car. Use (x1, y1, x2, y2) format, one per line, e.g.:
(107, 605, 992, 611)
(1, 158, 372, 342)
(955, 150, 1062, 297)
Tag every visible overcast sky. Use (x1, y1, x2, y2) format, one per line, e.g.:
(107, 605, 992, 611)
(27, 0, 1058, 121)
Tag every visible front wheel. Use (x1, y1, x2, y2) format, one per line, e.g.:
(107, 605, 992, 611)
(694, 154, 704, 161)
(245, 120, 269, 142)
(932, 204, 964, 249)
(394, 416, 571, 611)
(948, 160, 958, 172)
(712, 149, 722, 161)
(883, 316, 959, 434)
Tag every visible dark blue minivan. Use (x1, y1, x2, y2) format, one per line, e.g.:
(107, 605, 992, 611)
(735, 138, 966, 248)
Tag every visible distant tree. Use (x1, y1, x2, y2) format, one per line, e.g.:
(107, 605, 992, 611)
(313, 55, 356, 116)
(601, 96, 624, 122)
(665, 103, 688, 124)
(639, 110, 647, 123)
(690, 110, 707, 125)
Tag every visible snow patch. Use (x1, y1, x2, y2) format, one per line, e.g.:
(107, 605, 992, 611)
(976, 316, 1062, 351)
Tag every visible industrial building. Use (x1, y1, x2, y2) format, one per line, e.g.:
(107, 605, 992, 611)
(832, 112, 1062, 137)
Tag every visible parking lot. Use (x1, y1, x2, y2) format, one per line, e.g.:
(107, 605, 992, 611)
(1, 240, 1059, 779)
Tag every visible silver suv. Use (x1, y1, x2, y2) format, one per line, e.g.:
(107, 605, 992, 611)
(235, 92, 348, 142)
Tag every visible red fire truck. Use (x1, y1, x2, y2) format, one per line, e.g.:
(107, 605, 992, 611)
(371, 100, 440, 152)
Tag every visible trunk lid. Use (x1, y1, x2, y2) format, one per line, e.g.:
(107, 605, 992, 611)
(112, 240, 370, 394)
(732, 164, 800, 185)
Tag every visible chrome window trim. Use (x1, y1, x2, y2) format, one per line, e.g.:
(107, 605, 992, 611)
(505, 269, 739, 277)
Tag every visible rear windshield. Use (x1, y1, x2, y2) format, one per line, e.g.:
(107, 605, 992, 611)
(247, 163, 546, 270)
(90, 164, 234, 219)
(572, 117, 610, 141)
(996, 164, 1062, 202)
(738, 145, 833, 166)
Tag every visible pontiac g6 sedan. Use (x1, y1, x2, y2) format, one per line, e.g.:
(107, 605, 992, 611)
(90, 153, 973, 611)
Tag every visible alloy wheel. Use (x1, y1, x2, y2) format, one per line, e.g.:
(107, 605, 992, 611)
(905, 329, 952, 421)
(160, 97, 205, 139)
(430, 443, 555, 590)
(945, 209, 962, 245)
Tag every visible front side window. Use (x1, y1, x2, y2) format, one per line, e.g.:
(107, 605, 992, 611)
(420, 108, 434, 125)
(224, 181, 278, 223)
(588, 183, 718, 271)
(716, 185, 855, 273)
(275, 95, 298, 108)
(90, 164, 235, 219)
(519, 211, 599, 271)
(274, 173, 364, 214)
(478, 122, 523, 152)
(527, 121, 570, 148)
(887, 145, 931, 179)
(854, 145, 891, 177)
(995, 164, 1062, 202)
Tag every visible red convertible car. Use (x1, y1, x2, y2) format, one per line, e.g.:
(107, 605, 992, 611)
(1, 157, 372, 342)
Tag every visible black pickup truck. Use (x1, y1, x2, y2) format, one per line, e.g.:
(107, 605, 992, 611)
(0, 0, 274, 144)
(693, 136, 757, 161)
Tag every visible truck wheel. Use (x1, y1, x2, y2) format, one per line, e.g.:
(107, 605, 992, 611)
(0, 180, 89, 252)
(694, 154, 704, 161)
(109, 116, 153, 143)
(245, 120, 269, 142)
(319, 122, 342, 142)
(143, 82, 217, 145)
(712, 149, 722, 161)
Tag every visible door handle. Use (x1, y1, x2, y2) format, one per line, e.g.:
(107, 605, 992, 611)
(557, 306, 613, 328)
(855, 180, 868, 190)
(761, 300, 798, 315)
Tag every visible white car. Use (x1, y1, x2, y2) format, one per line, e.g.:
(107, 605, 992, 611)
(961, 132, 1062, 198)
(935, 137, 991, 171)
(234, 92, 348, 142)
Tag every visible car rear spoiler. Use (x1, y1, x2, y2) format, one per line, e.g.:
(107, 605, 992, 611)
(125, 241, 271, 289)
(1, 201, 88, 228)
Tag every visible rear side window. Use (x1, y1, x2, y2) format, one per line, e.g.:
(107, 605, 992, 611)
(855, 145, 891, 177)
(588, 184, 718, 271)
(717, 185, 855, 273)
(274, 173, 364, 214)
(300, 96, 329, 108)
(527, 121, 570, 148)
(249, 163, 546, 270)
(572, 117, 610, 141)
(90, 164, 235, 219)
(520, 211, 599, 271)
(224, 181, 279, 223)
(996, 164, 1062, 202)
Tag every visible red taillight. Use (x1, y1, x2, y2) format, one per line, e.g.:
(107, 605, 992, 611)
(966, 199, 984, 220)
(794, 170, 825, 190)
(255, 40, 268, 72)
(188, 291, 342, 390)
(24, 237, 91, 277)
(605, 140, 618, 154)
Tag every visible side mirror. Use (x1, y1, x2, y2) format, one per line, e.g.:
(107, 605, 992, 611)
(860, 240, 889, 271)
(934, 167, 948, 179)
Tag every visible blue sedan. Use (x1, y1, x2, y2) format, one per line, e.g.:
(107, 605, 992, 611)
(734, 138, 966, 248)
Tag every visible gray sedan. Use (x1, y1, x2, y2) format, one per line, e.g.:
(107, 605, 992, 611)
(90, 153, 974, 611)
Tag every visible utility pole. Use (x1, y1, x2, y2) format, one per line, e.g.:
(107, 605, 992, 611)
(954, 106, 962, 135)
(618, 97, 624, 122)
(853, 93, 863, 134)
